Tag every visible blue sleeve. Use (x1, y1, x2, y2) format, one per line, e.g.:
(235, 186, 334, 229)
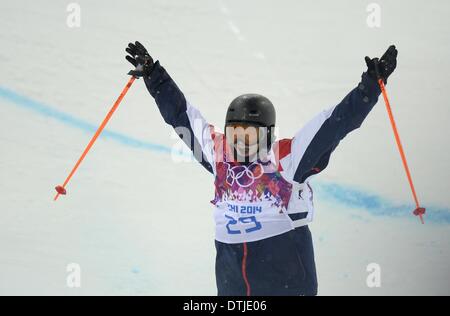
(293, 72, 382, 183)
(143, 61, 215, 174)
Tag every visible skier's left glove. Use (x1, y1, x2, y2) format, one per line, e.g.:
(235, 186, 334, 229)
(125, 41, 154, 78)
(365, 45, 398, 83)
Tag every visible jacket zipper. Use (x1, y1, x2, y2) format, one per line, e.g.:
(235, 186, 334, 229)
(242, 242, 251, 296)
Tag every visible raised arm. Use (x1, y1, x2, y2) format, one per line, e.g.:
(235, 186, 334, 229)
(287, 46, 398, 183)
(125, 41, 216, 174)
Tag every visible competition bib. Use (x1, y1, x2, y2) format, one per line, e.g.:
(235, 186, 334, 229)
(211, 161, 296, 243)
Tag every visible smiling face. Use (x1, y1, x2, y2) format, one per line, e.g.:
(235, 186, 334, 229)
(225, 123, 267, 162)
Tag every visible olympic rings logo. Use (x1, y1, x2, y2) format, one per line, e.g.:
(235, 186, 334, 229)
(224, 162, 264, 188)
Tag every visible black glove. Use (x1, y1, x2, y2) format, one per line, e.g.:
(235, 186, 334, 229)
(365, 45, 398, 83)
(125, 41, 154, 78)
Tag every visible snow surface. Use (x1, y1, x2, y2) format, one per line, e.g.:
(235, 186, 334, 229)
(0, 0, 449, 295)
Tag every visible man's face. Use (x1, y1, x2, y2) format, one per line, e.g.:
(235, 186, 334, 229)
(225, 123, 263, 161)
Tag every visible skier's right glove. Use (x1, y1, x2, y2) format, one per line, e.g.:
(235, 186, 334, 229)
(365, 45, 398, 84)
(125, 41, 154, 78)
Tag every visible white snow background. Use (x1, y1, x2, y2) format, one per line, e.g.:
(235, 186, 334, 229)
(0, 0, 449, 295)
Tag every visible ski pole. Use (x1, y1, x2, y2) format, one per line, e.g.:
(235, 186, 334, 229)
(54, 76, 137, 201)
(373, 59, 426, 223)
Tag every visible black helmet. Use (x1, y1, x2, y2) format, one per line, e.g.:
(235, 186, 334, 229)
(225, 94, 276, 155)
(225, 94, 276, 128)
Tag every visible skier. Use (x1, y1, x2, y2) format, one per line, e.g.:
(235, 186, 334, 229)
(125, 41, 397, 296)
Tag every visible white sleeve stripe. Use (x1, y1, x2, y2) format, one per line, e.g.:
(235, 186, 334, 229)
(186, 101, 216, 174)
(289, 104, 338, 179)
